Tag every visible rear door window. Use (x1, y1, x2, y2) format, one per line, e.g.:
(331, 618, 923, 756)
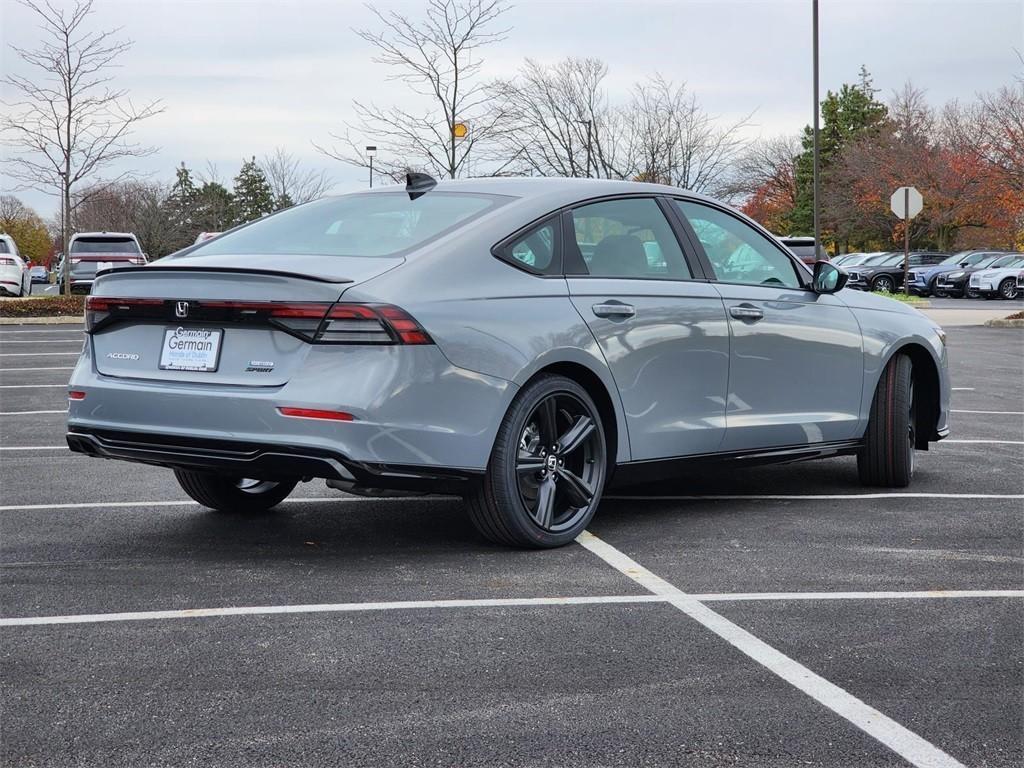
(568, 198, 692, 279)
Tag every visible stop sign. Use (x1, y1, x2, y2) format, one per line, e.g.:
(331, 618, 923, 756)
(891, 187, 923, 219)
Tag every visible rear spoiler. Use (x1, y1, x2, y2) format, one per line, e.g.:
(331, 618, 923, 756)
(96, 264, 354, 284)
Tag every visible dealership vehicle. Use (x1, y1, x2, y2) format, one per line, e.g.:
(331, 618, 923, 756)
(845, 251, 948, 292)
(830, 252, 865, 266)
(29, 265, 49, 284)
(66, 177, 950, 548)
(777, 236, 822, 266)
(936, 253, 1024, 298)
(61, 232, 146, 294)
(908, 250, 1008, 297)
(194, 232, 221, 244)
(967, 254, 1024, 299)
(0, 234, 31, 297)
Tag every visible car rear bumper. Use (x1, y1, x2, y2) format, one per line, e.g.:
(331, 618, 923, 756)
(66, 426, 481, 493)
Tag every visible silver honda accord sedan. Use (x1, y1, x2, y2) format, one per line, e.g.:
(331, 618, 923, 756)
(66, 176, 950, 548)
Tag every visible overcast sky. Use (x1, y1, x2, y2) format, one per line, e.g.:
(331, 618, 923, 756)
(2, 0, 1021, 216)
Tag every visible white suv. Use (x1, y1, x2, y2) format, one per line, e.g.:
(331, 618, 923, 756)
(0, 234, 31, 297)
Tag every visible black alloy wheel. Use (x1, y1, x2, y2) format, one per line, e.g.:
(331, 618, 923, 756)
(872, 274, 896, 293)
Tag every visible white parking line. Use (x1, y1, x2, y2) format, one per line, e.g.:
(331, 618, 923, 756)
(606, 492, 1024, 501)
(0, 329, 82, 334)
(0, 384, 68, 389)
(0, 339, 82, 344)
(576, 531, 967, 768)
(0, 352, 78, 357)
(0, 496, 432, 512)
(951, 387, 975, 391)
(0, 589, 1018, 628)
(0, 409, 67, 416)
(945, 439, 1023, 445)
(950, 409, 1024, 415)
(0, 366, 74, 371)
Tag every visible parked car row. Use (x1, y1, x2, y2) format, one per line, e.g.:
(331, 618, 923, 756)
(0, 233, 33, 297)
(828, 249, 1024, 299)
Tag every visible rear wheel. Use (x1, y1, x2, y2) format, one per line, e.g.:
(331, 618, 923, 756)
(466, 375, 608, 548)
(858, 354, 915, 488)
(999, 278, 1019, 300)
(174, 470, 297, 513)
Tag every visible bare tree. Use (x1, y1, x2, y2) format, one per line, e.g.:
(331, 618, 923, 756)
(72, 180, 178, 258)
(1, 0, 162, 290)
(728, 134, 801, 204)
(492, 58, 626, 178)
(260, 148, 331, 207)
(623, 76, 752, 197)
(316, 0, 510, 181)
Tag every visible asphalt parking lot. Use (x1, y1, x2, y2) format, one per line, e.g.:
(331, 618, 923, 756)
(0, 320, 1021, 767)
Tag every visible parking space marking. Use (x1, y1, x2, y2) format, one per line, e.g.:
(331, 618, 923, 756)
(0, 496, 425, 512)
(951, 387, 975, 391)
(950, 409, 1024, 415)
(693, 589, 1024, 602)
(606, 492, 1024, 501)
(945, 439, 1023, 445)
(0, 366, 74, 371)
(0, 595, 667, 627)
(0, 384, 67, 389)
(0, 447, 68, 452)
(0, 352, 79, 357)
(575, 531, 968, 768)
(2, 590, 1020, 629)
(0, 339, 83, 344)
(0, 329, 82, 334)
(0, 409, 67, 415)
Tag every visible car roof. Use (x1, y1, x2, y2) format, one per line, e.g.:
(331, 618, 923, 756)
(328, 176, 720, 209)
(70, 231, 138, 239)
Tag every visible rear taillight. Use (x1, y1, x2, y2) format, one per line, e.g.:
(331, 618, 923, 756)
(68, 390, 86, 401)
(277, 407, 354, 421)
(0, 258, 15, 266)
(84, 296, 432, 345)
(85, 296, 165, 331)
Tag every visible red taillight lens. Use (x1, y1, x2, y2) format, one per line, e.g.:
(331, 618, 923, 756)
(277, 407, 354, 421)
(68, 390, 86, 400)
(85, 296, 165, 331)
(0, 257, 15, 266)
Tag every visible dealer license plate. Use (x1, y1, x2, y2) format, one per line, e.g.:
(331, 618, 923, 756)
(159, 327, 223, 372)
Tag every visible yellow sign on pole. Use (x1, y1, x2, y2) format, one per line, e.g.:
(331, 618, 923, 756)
(452, 122, 469, 140)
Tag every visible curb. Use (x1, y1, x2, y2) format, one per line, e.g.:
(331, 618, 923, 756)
(0, 315, 82, 325)
(984, 318, 1024, 328)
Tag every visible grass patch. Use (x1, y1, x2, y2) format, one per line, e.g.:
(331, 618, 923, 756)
(876, 291, 928, 305)
(0, 294, 84, 318)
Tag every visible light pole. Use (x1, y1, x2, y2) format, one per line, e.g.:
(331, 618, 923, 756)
(812, 0, 821, 260)
(366, 145, 377, 188)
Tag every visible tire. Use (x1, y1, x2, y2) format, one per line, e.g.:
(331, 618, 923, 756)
(174, 469, 297, 513)
(998, 278, 1019, 300)
(858, 354, 915, 488)
(965, 286, 980, 299)
(929, 277, 946, 298)
(466, 374, 608, 548)
(871, 275, 896, 293)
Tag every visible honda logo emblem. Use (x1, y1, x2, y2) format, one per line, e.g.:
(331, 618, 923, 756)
(175, 301, 189, 319)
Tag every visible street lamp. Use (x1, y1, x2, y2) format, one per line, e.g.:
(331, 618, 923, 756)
(366, 145, 377, 189)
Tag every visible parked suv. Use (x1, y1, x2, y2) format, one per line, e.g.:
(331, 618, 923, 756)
(60, 233, 146, 294)
(0, 234, 31, 297)
(908, 251, 1008, 297)
(935, 253, 1024, 298)
(845, 252, 948, 292)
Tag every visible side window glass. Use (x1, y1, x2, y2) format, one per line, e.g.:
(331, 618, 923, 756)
(498, 219, 559, 274)
(675, 200, 801, 288)
(570, 198, 691, 280)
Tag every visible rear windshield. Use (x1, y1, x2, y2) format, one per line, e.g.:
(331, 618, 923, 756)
(0, 240, 9, 254)
(71, 237, 140, 254)
(186, 192, 504, 258)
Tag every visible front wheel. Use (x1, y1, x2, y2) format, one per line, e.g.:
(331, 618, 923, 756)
(174, 470, 297, 513)
(999, 278, 1019, 300)
(871, 275, 896, 293)
(466, 375, 608, 548)
(858, 354, 915, 488)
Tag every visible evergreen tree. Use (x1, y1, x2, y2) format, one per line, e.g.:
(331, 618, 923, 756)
(791, 67, 888, 234)
(232, 157, 275, 225)
(164, 162, 199, 249)
(194, 182, 235, 233)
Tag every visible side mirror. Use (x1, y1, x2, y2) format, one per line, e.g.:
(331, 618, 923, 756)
(812, 260, 847, 294)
